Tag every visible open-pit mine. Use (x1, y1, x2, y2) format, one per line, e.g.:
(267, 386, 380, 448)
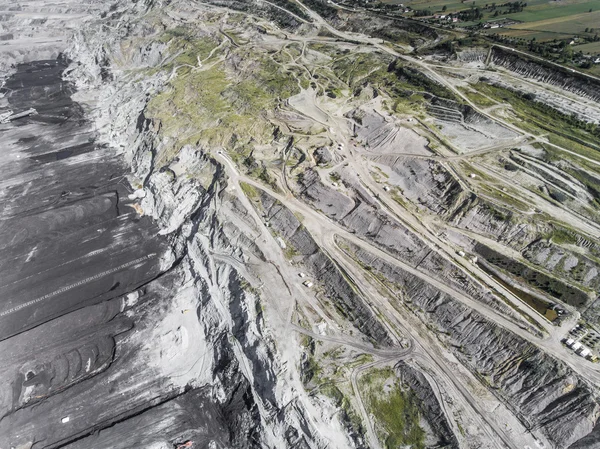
(2, 0, 600, 448)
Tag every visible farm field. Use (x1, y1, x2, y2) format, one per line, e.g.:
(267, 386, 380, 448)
(382, 0, 600, 41)
(573, 40, 600, 53)
(508, 9, 600, 34)
(486, 28, 573, 41)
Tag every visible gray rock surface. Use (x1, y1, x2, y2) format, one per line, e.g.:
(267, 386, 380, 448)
(313, 146, 332, 165)
(396, 362, 460, 449)
(255, 188, 394, 346)
(3, 1, 600, 448)
(345, 240, 600, 449)
(490, 47, 600, 104)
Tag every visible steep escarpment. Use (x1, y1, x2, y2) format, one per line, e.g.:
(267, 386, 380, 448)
(450, 194, 546, 246)
(343, 239, 600, 449)
(395, 362, 459, 449)
(490, 46, 600, 104)
(59, 3, 369, 447)
(295, 168, 539, 333)
(10, 0, 600, 447)
(250, 185, 394, 347)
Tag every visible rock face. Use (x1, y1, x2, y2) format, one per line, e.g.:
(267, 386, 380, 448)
(345, 240, 600, 449)
(297, 169, 537, 332)
(0, 3, 355, 449)
(396, 362, 459, 449)
(490, 47, 600, 104)
(451, 194, 545, 246)
(313, 146, 332, 165)
(254, 187, 394, 346)
(349, 107, 432, 156)
(4, 1, 600, 448)
(0, 0, 108, 72)
(0, 51, 264, 449)
(372, 156, 463, 215)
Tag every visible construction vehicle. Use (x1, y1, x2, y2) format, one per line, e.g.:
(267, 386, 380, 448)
(0, 108, 37, 124)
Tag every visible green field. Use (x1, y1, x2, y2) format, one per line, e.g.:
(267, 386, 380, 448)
(509, 0, 600, 21)
(487, 28, 574, 41)
(382, 0, 600, 41)
(574, 40, 600, 53)
(508, 9, 600, 35)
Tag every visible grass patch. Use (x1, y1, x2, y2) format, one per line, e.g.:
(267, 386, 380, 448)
(283, 244, 299, 259)
(458, 87, 497, 107)
(472, 82, 600, 156)
(330, 51, 394, 87)
(146, 39, 300, 164)
(240, 181, 259, 200)
(550, 226, 578, 245)
(360, 367, 425, 449)
(393, 0, 599, 38)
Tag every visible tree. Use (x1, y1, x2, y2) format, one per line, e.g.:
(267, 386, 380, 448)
(562, 43, 573, 61)
(442, 5, 447, 11)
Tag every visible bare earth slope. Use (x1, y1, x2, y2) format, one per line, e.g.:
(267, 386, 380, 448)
(3, 1, 600, 449)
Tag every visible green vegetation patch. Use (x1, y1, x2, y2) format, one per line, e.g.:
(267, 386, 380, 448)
(161, 31, 220, 68)
(472, 81, 600, 159)
(508, 3, 600, 28)
(574, 40, 600, 54)
(330, 50, 394, 87)
(360, 367, 425, 449)
(146, 37, 300, 164)
(393, 0, 598, 39)
(458, 87, 496, 107)
(549, 226, 579, 245)
(240, 181, 259, 200)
